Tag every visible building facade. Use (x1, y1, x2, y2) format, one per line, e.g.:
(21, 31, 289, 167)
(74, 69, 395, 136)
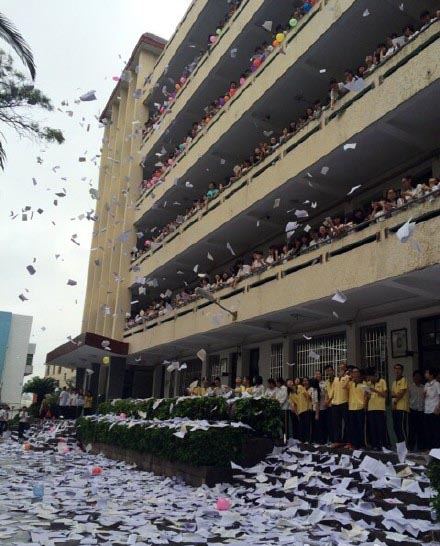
(44, 364, 76, 389)
(46, 1, 440, 408)
(0, 311, 35, 408)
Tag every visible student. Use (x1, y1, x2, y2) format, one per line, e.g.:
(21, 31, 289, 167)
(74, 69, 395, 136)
(286, 379, 298, 439)
(366, 367, 388, 450)
(408, 370, 425, 450)
(309, 378, 322, 443)
(68, 389, 78, 420)
(0, 405, 9, 436)
(347, 367, 367, 448)
(77, 390, 85, 417)
(213, 376, 228, 397)
(18, 406, 30, 439)
(242, 376, 253, 394)
(423, 368, 440, 449)
(297, 378, 313, 442)
(83, 391, 94, 416)
(314, 370, 327, 443)
(330, 362, 350, 446)
(58, 387, 69, 419)
(264, 378, 278, 399)
(324, 365, 335, 442)
(275, 377, 289, 439)
(234, 376, 245, 395)
(391, 363, 409, 443)
(252, 376, 265, 397)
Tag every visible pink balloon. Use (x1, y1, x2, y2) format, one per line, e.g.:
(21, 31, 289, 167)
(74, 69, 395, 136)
(112, 76, 120, 81)
(239, 77, 246, 85)
(216, 498, 230, 511)
(119, 412, 126, 419)
(209, 36, 217, 44)
(180, 77, 186, 84)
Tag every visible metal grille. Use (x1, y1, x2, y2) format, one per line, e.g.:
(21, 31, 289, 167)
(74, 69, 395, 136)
(270, 343, 284, 379)
(178, 361, 202, 396)
(210, 355, 221, 382)
(294, 333, 347, 379)
(360, 324, 387, 378)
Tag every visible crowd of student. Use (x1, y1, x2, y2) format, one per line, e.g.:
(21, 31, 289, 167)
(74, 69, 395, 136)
(39, 387, 94, 420)
(187, 363, 440, 451)
(142, 0, 244, 136)
(139, 1, 321, 196)
(134, 8, 440, 259)
(126, 173, 440, 329)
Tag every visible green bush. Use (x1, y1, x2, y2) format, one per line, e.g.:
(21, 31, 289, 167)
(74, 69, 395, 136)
(429, 458, 440, 518)
(97, 396, 282, 438)
(76, 417, 247, 467)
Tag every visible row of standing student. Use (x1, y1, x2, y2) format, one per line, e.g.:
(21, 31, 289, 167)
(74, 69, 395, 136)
(275, 363, 439, 450)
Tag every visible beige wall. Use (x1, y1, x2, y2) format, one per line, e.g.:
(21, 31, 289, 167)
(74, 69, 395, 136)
(45, 365, 76, 389)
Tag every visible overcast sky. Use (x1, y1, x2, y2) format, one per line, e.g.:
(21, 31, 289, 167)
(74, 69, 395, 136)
(0, 0, 192, 377)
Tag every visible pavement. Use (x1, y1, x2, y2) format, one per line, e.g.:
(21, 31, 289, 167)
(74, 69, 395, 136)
(0, 421, 439, 546)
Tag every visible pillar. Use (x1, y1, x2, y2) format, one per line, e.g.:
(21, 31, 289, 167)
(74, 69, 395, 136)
(106, 357, 127, 400)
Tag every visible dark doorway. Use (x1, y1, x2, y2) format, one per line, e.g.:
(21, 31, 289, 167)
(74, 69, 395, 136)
(249, 348, 260, 382)
(229, 353, 238, 387)
(418, 315, 440, 370)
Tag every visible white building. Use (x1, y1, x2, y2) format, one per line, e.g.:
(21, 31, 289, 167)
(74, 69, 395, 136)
(0, 311, 35, 409)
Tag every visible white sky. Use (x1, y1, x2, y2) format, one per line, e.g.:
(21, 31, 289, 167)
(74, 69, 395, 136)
(0, 0, 192, 377)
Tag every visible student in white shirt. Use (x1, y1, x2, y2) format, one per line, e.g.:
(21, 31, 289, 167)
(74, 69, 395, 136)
(276, 377, 289, 442)
(251, 375, 265, 397)
(264, 378, 278, 399)
(408, 370, 425, 450)
(18, 407, 30, 438)
(69, 389, 78, 419)
(423, 368, 440, 449)
(0, 406, 9, 436)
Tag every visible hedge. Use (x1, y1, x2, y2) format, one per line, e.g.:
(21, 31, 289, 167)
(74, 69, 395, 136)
(97, 396, 282, 438)
(76, 417, 248, 467)
(429, 458, 440, 518)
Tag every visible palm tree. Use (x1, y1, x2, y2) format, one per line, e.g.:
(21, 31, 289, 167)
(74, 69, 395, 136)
(0, 12, 35, 80)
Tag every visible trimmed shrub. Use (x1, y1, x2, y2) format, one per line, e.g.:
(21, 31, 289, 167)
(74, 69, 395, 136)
(429, 458, 440, 518)
(76, 417, 247, 467)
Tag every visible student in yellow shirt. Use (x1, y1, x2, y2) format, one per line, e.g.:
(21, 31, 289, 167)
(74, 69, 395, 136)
(330, 362, 351, 446)
(324, 365, 336, 443)
(234, 376, 245, 396)
(365, 367, 388, 450)
(297, 378, 313, 443)
(287, 378, 299, 440)
(391, 363, 409, 443)
(242, 376, 254, 394)
(348, 367, 367, 448)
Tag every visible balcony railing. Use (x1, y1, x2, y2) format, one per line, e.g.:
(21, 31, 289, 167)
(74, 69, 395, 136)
(124, 191, 440, 338)
(136, 1, 323, 209)
(130, 20, 440, 271)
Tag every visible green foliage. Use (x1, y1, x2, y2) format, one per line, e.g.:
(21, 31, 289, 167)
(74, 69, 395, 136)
(77, 417, 247, 467)
(22, 376, 57, 404)
(0, 48, 64, 169)
(98, 396, 282, 438)
(429, 459, 440, 517)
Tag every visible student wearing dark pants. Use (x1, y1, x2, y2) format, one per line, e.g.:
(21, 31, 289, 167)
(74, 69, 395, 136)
(297, 378, 312, 443)
(366, 368, 388, 450)
(324, 366, 336, 443)
(348, 368, 367, 448)
(391, 364, 409, 444)
(330, 363, 350, 446)
(423, 368, 440, 449)
(408, 370, 425, 450)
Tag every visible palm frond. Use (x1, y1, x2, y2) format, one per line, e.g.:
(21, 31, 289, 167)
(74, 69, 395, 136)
(0, 13, 35, 80)
(0, 138, 5, 170)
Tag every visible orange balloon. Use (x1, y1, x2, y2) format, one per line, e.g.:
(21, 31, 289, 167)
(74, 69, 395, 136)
(273, 40, 280, 48)
(92, 466, 102, 476)
(24, 443, 31, 451)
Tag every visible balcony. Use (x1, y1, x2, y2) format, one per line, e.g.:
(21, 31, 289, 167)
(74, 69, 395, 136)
(124, 195, 440, 362)
(134, 0, 437, 224)
(130, 21, 440, 287)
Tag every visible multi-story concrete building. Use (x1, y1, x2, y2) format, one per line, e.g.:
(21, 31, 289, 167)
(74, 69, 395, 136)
(0, 311, 35, 408)
(44, 364, 76, 389)
(46, 1, 440, 406)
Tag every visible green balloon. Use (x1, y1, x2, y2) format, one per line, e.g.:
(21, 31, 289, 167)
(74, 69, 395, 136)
(289, 18, 298, 28)
(216, 28, 222, 36)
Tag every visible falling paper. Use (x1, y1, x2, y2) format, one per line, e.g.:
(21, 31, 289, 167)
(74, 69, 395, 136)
(320, 166, 329, 176)
(67, 279, 77, 286)
(332, 290, 347, 304)
(347, 185, 362, 196)
(226, 242, 235, 256)
(262, 20, 273, 32)
(273, 198, 281, 208)
(396, 219, 416, 243)
(79, 90, 97, 101)
(26, 265, 36, 275)
(343, 143, 357, 151)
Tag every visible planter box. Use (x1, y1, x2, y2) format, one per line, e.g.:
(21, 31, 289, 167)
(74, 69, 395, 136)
(90, 436, 273, 487)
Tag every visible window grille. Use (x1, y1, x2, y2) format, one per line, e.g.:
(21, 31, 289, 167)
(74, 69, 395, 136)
(270, 343, 284, 379)
(294, 334, 347, 379)
(177, 361, 202, 396)
(360, 324, 387, 379)
(210, 355, 221, 382)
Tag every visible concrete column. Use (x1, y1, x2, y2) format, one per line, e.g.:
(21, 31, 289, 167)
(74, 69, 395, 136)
(89, 363, 100, 409)
(152, 365, 164, 398)
(106, 357, 127, 400)
(75, 368, 85, 391)
(97, 363, 109, 405)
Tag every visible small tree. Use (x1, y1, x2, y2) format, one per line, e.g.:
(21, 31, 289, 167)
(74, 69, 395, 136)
(22, 376, 57, 405)
(0, 49, 64, 169)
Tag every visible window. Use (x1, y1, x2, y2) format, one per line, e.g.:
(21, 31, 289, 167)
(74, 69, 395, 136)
(26, 353, 34, 366)
(418, 315, 440, 370)
(360, 324, 387, 378)
(270, 343, 283, 379)
(209, 355, 221, 382)
(177, 361, 202, 396)
(294, 333, 347, 379)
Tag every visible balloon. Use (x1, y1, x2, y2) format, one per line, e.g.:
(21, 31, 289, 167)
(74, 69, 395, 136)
(273, 40, 280, 48)
(276, 33, 285, 43)
(112, 76, 120, 81)
(289, 18, 298, 28)
(63, 447, 69, 454)
(24, 443, 31, 451)
(180, 77, 186, 84)
(303, 2, 312, 13)
(239, 77, 246, 85)
(102, 356, 110, 365)
(92, 466, 102, 476)
(216, 28, 222, 36)
(216, 498, 230, 511)
(229, 88, 236, 96)
(119, 412, 126, 419)
(144, 240, 151, 246)
(251, 65, 257, 73)
(209, 35, 217, 44)
(175, 83, 181, 91)
(219, 98, 225, 106)
(253, 58, 262, 68)
(167, 158, 173, 165)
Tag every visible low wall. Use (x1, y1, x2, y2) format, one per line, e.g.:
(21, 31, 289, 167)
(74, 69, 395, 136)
(91, 436, 273, 487)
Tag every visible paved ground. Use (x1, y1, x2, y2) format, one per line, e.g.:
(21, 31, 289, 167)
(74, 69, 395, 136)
(0, 422, 439, 546)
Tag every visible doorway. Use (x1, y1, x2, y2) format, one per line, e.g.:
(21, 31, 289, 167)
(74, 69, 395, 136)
(249, 348, 260, 381)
